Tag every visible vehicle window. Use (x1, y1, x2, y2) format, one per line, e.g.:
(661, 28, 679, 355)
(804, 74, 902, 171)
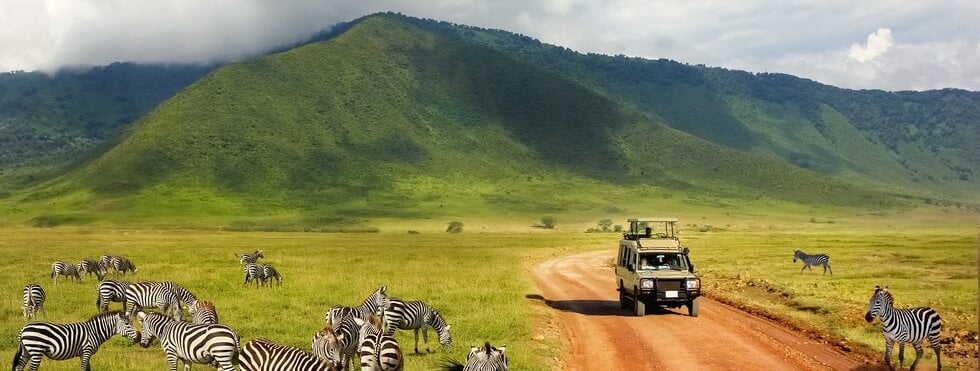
(638, 253, 688, 271)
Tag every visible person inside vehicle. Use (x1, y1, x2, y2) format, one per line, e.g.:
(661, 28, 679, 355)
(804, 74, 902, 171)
(639, 257, 653, 270)
(644, 227, 652, 238)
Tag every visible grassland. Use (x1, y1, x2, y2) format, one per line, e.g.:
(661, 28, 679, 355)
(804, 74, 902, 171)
(0, 210, 976, 370)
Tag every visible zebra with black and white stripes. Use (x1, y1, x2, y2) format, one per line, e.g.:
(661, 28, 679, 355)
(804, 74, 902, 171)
(50, 261, 80, 284)
(384, 299, 452, 353)
(13, 311, 140, 371)
(240, 338, 341, 371)
(96, 280, 131, 312)
(77, 259, 107, 281)
(311, 324, 344, 369)
(136, 311, 239, 371)
(325, 314, 365, 371)
(262, 264, 282, 287)
(359, 314, 404, 371)
(142, 281, 198, 316)
(237, 249, 264, 266)
(326, 286, 389, 326)
(191, 301, 219, 325)
(243, 263, 266, 287)
(865, 286, 942, 370)
(110, 256, 138, 276)
(22, 284, 45, 320)
(124, 282, 182, 320)
(442, 343, 509, 371)
(793, 250, 832, 275)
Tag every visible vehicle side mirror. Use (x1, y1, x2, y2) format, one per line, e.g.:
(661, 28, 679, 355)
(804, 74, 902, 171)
(682, 247, 690, 255)
(689, 264, 695, 273)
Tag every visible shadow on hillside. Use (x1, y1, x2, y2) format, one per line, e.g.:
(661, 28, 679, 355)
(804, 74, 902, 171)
(525, 294, 684, 317)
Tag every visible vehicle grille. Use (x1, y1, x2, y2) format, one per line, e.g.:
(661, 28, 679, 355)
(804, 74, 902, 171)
(657, 279, 683, 291)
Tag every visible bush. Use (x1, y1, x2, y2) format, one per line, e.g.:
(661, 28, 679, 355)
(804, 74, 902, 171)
(540, 216, 557, 229)
(446, 221, 464, 234)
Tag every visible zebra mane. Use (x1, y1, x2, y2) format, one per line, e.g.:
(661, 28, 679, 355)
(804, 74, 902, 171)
(90, 310, 128, 321)
(431, 310, 449, 331)
(875, 286, 895, 306)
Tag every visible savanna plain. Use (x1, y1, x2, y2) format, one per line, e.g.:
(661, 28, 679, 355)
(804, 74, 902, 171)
(0, 210, 976, 370)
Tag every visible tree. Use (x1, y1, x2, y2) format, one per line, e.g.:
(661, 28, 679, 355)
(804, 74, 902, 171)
(540, 216, 557, 229)
(598, 219, 613, 232)
(446, 221, 464, 234)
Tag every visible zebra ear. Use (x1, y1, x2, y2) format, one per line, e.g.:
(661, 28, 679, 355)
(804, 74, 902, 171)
(498, 345, 507, 354)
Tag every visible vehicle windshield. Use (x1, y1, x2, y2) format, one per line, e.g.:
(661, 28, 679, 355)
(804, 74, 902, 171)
(638, 253, 688, 271)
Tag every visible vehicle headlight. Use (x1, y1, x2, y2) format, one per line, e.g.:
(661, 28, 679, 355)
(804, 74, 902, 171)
(686, 278, 700, 289)
(641, 279, 654, 289)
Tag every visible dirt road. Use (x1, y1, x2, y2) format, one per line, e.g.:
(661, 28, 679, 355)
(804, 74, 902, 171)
(532, 250, 880, 371)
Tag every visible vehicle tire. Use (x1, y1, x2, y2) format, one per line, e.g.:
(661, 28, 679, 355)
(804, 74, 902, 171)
(687, 297, 699, 317)
(634, 289, 645, 316)
(619, 286, 629, 310)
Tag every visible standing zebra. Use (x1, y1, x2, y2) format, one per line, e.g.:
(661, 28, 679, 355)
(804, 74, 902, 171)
(326, 314, 365, 371)
(98, 254, 116, 270)
(865, 286, 942, 370)
(240, 338, 341, 371)
(110, 256, 138, 276)
(442, 343, 509, 371)
(243, 263, 266, 287)
(793, 250, 832, 275)
(136, 311, 239, 371)
(50, 261, 81, 284)
(141, 281, 198, 316)
(237, 249, 264, 266)
(124, 282, 182, 320)
(96, 280, 131, 312)
(384, 299, 453, 353)
(326, 286, 389, 326)
(191, 301, 219, 325)
(22, 284, 46, 320)
(359, 314, 404, 371)
(13, 311, 140, 371)
(262, 264, 282, 287)
(311, 324, 344, 368)
(77, 259, 107, 281)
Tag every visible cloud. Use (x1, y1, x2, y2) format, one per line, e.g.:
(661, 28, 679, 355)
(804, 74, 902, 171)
(849, 28, 893, 63)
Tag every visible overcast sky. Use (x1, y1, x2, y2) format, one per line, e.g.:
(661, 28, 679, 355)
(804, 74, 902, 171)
(2, 0, 978, 91)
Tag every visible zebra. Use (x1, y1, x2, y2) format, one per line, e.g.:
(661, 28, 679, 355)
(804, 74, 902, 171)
(136, 311, 239, 371)
(99, 254, 115, 268)
(191, 300, 219, 325)
(13, 311, 140, 371)
(77, 259, 107, 281)
(244, 263, 266, 287)
(96, 280, 131, 312)
(793, 250, 832, 275)
(22, 284, 46, 320)
(124, 282, 182, 320)
(262, 264, 283, 287)
(311, 324, 345, 369)
(442, 343, 509, 371)
(358, 314, 404, 371)
(111, 256, 138, 275)
(50, 261, 81, 284)
(384, 299, 452, 353)
(241, 338, 341, 371)
(141, 281, 199, 316)
(865, 285, 942, 371)
(326, 314, 365, 371)
(237, 249, 264, 266)
(326, 286, 389, 326)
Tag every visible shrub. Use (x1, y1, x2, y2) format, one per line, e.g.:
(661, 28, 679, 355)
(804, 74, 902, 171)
(540, 216, 557, 229)
(446, 221, 464, 234)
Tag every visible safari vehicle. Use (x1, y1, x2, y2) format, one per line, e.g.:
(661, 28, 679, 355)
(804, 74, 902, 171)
(615, 217, 701, 316)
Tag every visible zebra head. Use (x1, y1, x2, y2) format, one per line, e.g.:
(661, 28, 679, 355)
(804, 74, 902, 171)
(432, 311, 452, 348)
(467, 343, 508, 370)
(312, 324, 343, 368)
(367, 286, 389, 312)
(136, 311, 161, 348)
(792, 250, 801, 262)
(864, 285, 892, 322)
(115, 312, 141, 344)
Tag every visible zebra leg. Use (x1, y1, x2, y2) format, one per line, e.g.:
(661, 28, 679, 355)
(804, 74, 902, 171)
(930, 335, 942, 370)
(897, 342, 905, 368)
(80, 348, 92, 371)
(799, 265, 806, 274)
(165, 352, 179, 371)
(884, 337, 894, 369)
(826, 263, 832, 275)
(422, 324, 430, 353)
(910, 342, 924, 371)
(413, 328, 420, 353)
(28, 354, 43, 371)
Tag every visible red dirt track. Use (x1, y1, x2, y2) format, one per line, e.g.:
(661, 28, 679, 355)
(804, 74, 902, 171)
(532, 250, 883, 371)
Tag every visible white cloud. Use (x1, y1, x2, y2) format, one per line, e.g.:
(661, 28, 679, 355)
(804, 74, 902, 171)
(849, 28, 893, 63)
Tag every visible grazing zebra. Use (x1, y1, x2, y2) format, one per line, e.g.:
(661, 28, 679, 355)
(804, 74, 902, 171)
(77, 259, 107, 281)
(326, 286, 389, 326)
(384, 299, 453, 353)
(124, 282, 182, 320)
(13, 311, 140, 371)
(142, 281, 198, 316)
(22, 284, 46, 320)
(96, 280, 131, 312)
(110, 256, 138, 276)
(865, 286, 942, 370)
(359, 314, 404, 371)
(793, 250, 832, 275)
(237, 249, 264, 266)
(136, 311, 239, 371)
(241, 338, 341, 371)
(50, 261, 81, 284)
(191, 301, 219, 325)
(311, 324, 344, 369)
(262, 264, 282, 287)
(243, 263, 266, 287)
(326, 314, 365, 371)
(442, 343, 509, 371)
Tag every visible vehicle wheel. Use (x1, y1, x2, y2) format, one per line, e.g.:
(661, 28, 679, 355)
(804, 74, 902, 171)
(634, 290, 645, 316)
(688, 297, 699, 317)
(619, 287, 629, 310)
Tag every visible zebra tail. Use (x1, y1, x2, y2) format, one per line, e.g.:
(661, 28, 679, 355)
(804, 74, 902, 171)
(439, 357, 464, 371)
(12, 342, 23, 371)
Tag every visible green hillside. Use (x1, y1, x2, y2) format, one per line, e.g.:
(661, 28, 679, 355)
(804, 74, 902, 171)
(2, 14, 898, 226)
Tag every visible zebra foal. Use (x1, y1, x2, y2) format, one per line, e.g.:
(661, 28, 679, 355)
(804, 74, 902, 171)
(13, 311, 140, 371)
(384, 299, 453, 352)
(137, 311, 239, 371)
(191, 300, 219, 325)
(50, 261, 80, 284)
(22, 284, 46, 319)
(793, 250, 832, 275)
(262, 264, 282, 286)
(865, 286, 942, 370)
(240, 338, 341, 371)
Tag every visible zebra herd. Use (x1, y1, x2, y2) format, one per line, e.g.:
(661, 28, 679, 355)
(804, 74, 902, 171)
(792, 250, 944, 370)
(237, 249, 283, 287)
(16, 250, 508, 371)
